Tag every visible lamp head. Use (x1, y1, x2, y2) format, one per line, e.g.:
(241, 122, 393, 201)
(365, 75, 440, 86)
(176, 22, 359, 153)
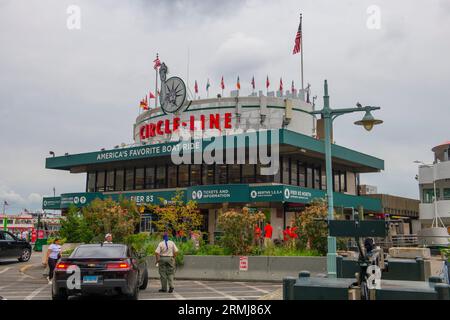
(354, 110, 383, 131)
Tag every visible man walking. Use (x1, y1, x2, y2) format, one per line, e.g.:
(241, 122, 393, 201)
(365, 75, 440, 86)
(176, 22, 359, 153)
(155, 232, 179, 293)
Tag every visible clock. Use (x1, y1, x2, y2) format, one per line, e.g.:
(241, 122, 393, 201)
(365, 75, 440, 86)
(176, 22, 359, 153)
(160, 76, 187, 114)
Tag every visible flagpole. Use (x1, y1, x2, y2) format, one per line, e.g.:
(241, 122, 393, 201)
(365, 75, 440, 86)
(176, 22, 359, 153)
(300, 13, 304, 91)
(155, 53, 159, 109)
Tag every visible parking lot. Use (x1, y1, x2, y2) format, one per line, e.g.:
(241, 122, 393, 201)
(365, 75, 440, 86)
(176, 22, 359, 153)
(0, 253, 281, 300)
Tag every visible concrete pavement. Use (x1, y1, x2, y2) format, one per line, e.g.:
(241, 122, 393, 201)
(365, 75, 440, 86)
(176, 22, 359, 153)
(0, 251, 282, 300)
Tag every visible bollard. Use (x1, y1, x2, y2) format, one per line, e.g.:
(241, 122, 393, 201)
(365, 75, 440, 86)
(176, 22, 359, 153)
(416, 257, 425, 281)
(435, 283, 450, 300)
(283, 277, 297, 300)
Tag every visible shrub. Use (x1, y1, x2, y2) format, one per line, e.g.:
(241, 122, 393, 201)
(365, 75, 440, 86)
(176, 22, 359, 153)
(217, 207, 265, 255)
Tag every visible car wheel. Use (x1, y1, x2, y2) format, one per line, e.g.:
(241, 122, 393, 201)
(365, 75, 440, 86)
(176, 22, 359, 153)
(18, 248, 31, 262)
(52, 287, 68, 301)
(139, 269, 148, 290)
(126, 284, 139, 300)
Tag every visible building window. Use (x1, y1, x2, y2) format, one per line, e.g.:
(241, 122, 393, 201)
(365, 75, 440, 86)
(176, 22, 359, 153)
(106, 170, 115, 191)
(202, 165, 215, 185)
(291, 161, 298, 186)
(299, 163, 306, 187)
(282, 158, 290, 184)
(423, 189, 440, 203)
(87, 172, 96, 192)
(155, 165, 167, 189)
(167, 166, 177, 188)
(314, 167, 321, 189)
(256, 164, 272, 183)
(340, 172, 346, 192)
(96, 171, 106, 192)
(229, 164, 241, 184)
(125, 168, 134, 191)
(444, 188, 450, 200)
(190, 165, 202, 186)
(216, 164, 228, 184)
(321, 169, 327, 190)
(145, 166, 155, 189)
(135, 168, 145, 190)
(242, 164, 256, 184)
(115, 170, 124, 191)
(178, 165, 189, 187)
(306, 166, 313, 188)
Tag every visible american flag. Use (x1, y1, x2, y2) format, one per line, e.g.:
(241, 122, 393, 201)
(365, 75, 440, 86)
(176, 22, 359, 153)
(220, 76, 225, 90)
(266, 76, 270, 89)
(279, 78, 283, 92)
(251, 76, 255, 90)
(153, 54, 161, 70)
(292, 15, 302, 55)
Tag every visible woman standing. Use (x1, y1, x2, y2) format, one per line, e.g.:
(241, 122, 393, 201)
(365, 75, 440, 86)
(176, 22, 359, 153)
(44, 238, 61, 285)
(155, 232, 179, 293)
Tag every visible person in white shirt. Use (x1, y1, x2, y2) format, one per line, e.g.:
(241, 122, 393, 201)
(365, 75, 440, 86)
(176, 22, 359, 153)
(44, 238, 61, 284)
(22, 231, 28, 241)
(104, 233, 113, 244)
(155, 232, 179, 293)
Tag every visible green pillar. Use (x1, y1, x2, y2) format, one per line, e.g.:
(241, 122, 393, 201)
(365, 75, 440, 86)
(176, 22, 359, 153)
(323, 80, 337, 278)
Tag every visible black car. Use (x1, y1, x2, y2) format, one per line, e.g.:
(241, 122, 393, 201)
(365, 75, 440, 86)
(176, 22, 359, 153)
(0, 230, 32, 262)
(52, 244, 148, 300)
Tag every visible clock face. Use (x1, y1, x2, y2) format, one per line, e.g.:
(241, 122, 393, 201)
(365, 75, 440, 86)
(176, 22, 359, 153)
(161, 77, 187, 114)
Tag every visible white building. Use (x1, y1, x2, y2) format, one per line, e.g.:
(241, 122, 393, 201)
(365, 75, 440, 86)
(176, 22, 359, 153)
(417, 141, 450, 241)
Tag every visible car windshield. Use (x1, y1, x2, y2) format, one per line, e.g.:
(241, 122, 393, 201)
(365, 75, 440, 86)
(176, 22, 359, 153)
(71, 246, 127, 258)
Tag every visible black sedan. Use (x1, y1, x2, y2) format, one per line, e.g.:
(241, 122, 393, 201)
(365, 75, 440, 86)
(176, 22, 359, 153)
(0, 230, 32, 262)
(52, 244, 148, 300)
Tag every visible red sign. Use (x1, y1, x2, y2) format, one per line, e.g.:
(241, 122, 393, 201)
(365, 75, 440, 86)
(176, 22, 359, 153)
(31, 230, 37, 243)
(140, 112, 233, 140)
(239, 256, 248, 271)
(37, 230, 44, 239)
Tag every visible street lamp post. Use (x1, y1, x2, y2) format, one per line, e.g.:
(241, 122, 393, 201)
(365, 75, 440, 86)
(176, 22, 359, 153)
(311, 80, 383, 278)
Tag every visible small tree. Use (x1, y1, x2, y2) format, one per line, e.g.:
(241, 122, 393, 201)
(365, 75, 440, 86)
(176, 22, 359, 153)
(217, 207, 265, 255)
(151, 191, 202, 237)
(82, 197, 140, 243)
(59, 205, 94, 243)
(292, 199, 329, 255)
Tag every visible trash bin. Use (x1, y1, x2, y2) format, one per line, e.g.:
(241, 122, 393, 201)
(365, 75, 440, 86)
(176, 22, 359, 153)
(34, 238, 48, 252)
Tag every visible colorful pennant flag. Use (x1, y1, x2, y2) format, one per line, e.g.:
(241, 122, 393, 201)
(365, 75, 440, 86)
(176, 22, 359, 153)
(266, 76, 270, 89)
(194, 80, 199, 94)
(153, 53, 161, 70)
(220, 76, 225, 90)
(279, 78, 283, 92)
(236, 76, 241, 90)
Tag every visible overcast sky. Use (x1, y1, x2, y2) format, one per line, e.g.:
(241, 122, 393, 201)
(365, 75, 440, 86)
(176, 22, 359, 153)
(1, 0, 449, 213)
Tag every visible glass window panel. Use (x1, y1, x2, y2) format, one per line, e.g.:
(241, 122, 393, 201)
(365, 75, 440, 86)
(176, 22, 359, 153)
(125, 169, 134, 191)
(178, 165, 189, 187)
(299, 164, 306, 187)
(340, 172, 346, 192)
(190, 165, 202, 186)
(444, 188, 450, 200)
(306, 167, 313, 188)
(242, 164, 256, 183)
(202, 165, 215, 185)
(282, 158, 290, 184)
(314, 168, 321, 189)
(155, 165, 166, 189)
(106, 170, 115, 192)
(229, 164, 241, 184)
(87, 172, 96, 193)
(145, 167, 155, 189)
(96, 171, 105, 192)
(135, 168, 145, 190)
(216, 165, 228, 184)
(321, 169, 327, 190)
(167, 166, 177, 188)
(115, 170, 124, 191)
(256, 164, 272, 183)
(291, 161, 298, 186)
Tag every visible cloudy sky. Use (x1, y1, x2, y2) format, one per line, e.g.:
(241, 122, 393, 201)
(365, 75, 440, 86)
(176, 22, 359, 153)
(1, 0, 449, 213)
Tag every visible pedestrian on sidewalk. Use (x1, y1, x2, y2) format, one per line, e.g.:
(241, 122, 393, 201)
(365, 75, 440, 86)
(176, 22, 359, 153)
(155, 232, 179, 293)
(263, 221, 273, 247)
(44, 238, 61, 285)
